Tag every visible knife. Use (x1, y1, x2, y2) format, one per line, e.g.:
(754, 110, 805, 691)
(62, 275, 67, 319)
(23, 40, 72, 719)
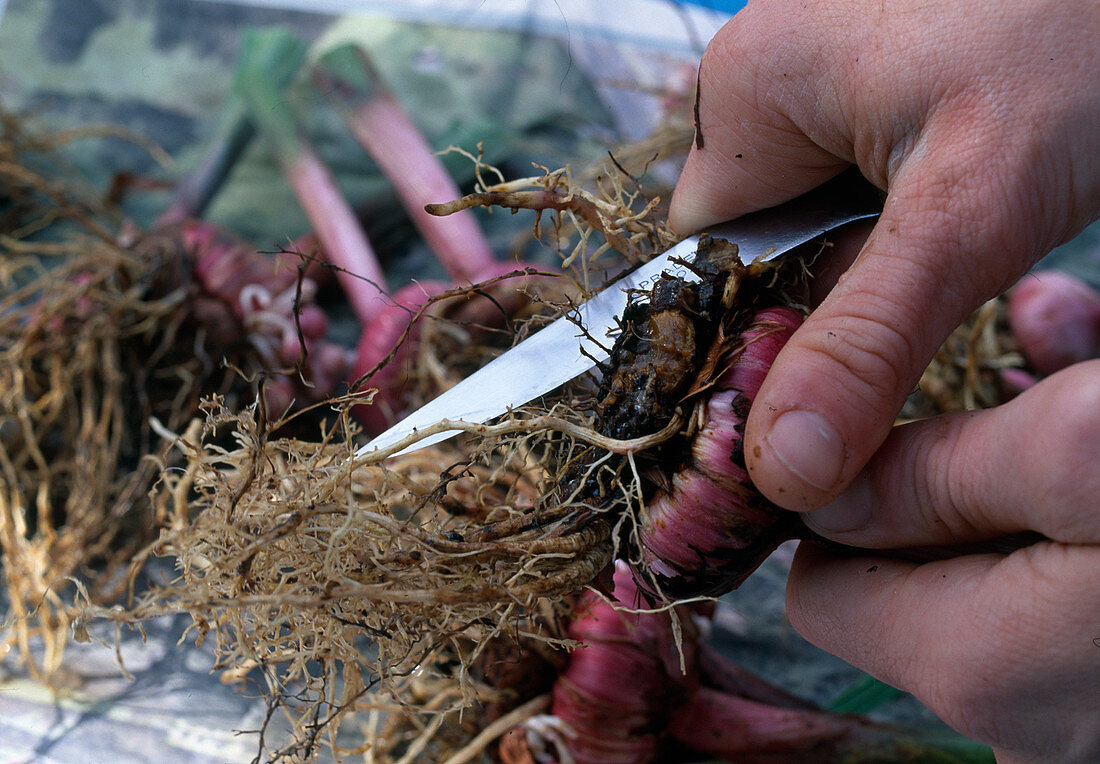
(356, 170, 882, 459)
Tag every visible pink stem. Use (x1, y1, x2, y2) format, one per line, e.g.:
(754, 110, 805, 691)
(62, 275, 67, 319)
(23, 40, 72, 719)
(697, 642, 821, 712)
(348, 94, 496, 283)
(504, 562, 973, 764)
(283, 143, 390, 326)
(350, 279, 450, 433)
(669, 686, 863, 759)
(503, 562, 699, 764)
(670, 686, 961, 763)
(240, 64, 391, 328)
(314, 45, 496, 283)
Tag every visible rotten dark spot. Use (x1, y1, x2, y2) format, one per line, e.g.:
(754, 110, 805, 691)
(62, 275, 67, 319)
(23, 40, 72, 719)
(730, 392, 751, 419)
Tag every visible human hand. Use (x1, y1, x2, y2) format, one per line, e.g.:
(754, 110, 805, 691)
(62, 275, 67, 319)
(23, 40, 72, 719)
(670, 0, 1100, 511)
(670, 0, 1100, 758)
(786, 361, 1100, 762)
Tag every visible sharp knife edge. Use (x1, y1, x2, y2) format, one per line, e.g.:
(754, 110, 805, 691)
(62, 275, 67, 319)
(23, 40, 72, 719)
(356, 173, 882, 459)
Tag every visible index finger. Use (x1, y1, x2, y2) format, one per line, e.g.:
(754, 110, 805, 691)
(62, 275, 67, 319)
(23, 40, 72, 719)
(803, 361, 1100, 548)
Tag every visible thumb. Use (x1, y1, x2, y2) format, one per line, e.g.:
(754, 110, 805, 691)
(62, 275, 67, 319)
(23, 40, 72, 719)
(744, 147, 1040, 511)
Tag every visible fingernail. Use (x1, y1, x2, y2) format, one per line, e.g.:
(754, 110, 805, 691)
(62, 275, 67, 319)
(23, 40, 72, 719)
(805, 474, 874, 533)
(667, 199, 705, 237)
(765, 410, 846, 491)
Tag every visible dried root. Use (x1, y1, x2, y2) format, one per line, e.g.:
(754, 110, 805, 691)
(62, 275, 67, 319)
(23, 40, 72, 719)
(0, 239, 191, 679)
(0, 115, 207, 680)
(0, 110, 337, 682)
(429, 149, 680, 276)
(80, 392, 617, 760)
(903, 296, 1022, 419)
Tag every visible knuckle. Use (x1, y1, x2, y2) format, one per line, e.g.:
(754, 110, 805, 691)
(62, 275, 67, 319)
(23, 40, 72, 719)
(891, 147, 1039, 300)
(1027, 362, 1100, 536)
(802, 303, 918, 415)
(912, 417, 987, 539)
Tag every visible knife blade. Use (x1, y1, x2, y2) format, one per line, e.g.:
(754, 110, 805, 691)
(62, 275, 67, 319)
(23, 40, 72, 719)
(356, 171, 882, 458)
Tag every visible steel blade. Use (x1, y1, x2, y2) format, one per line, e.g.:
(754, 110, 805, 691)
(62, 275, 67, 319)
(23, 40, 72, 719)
(356, 171, 881, 458)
